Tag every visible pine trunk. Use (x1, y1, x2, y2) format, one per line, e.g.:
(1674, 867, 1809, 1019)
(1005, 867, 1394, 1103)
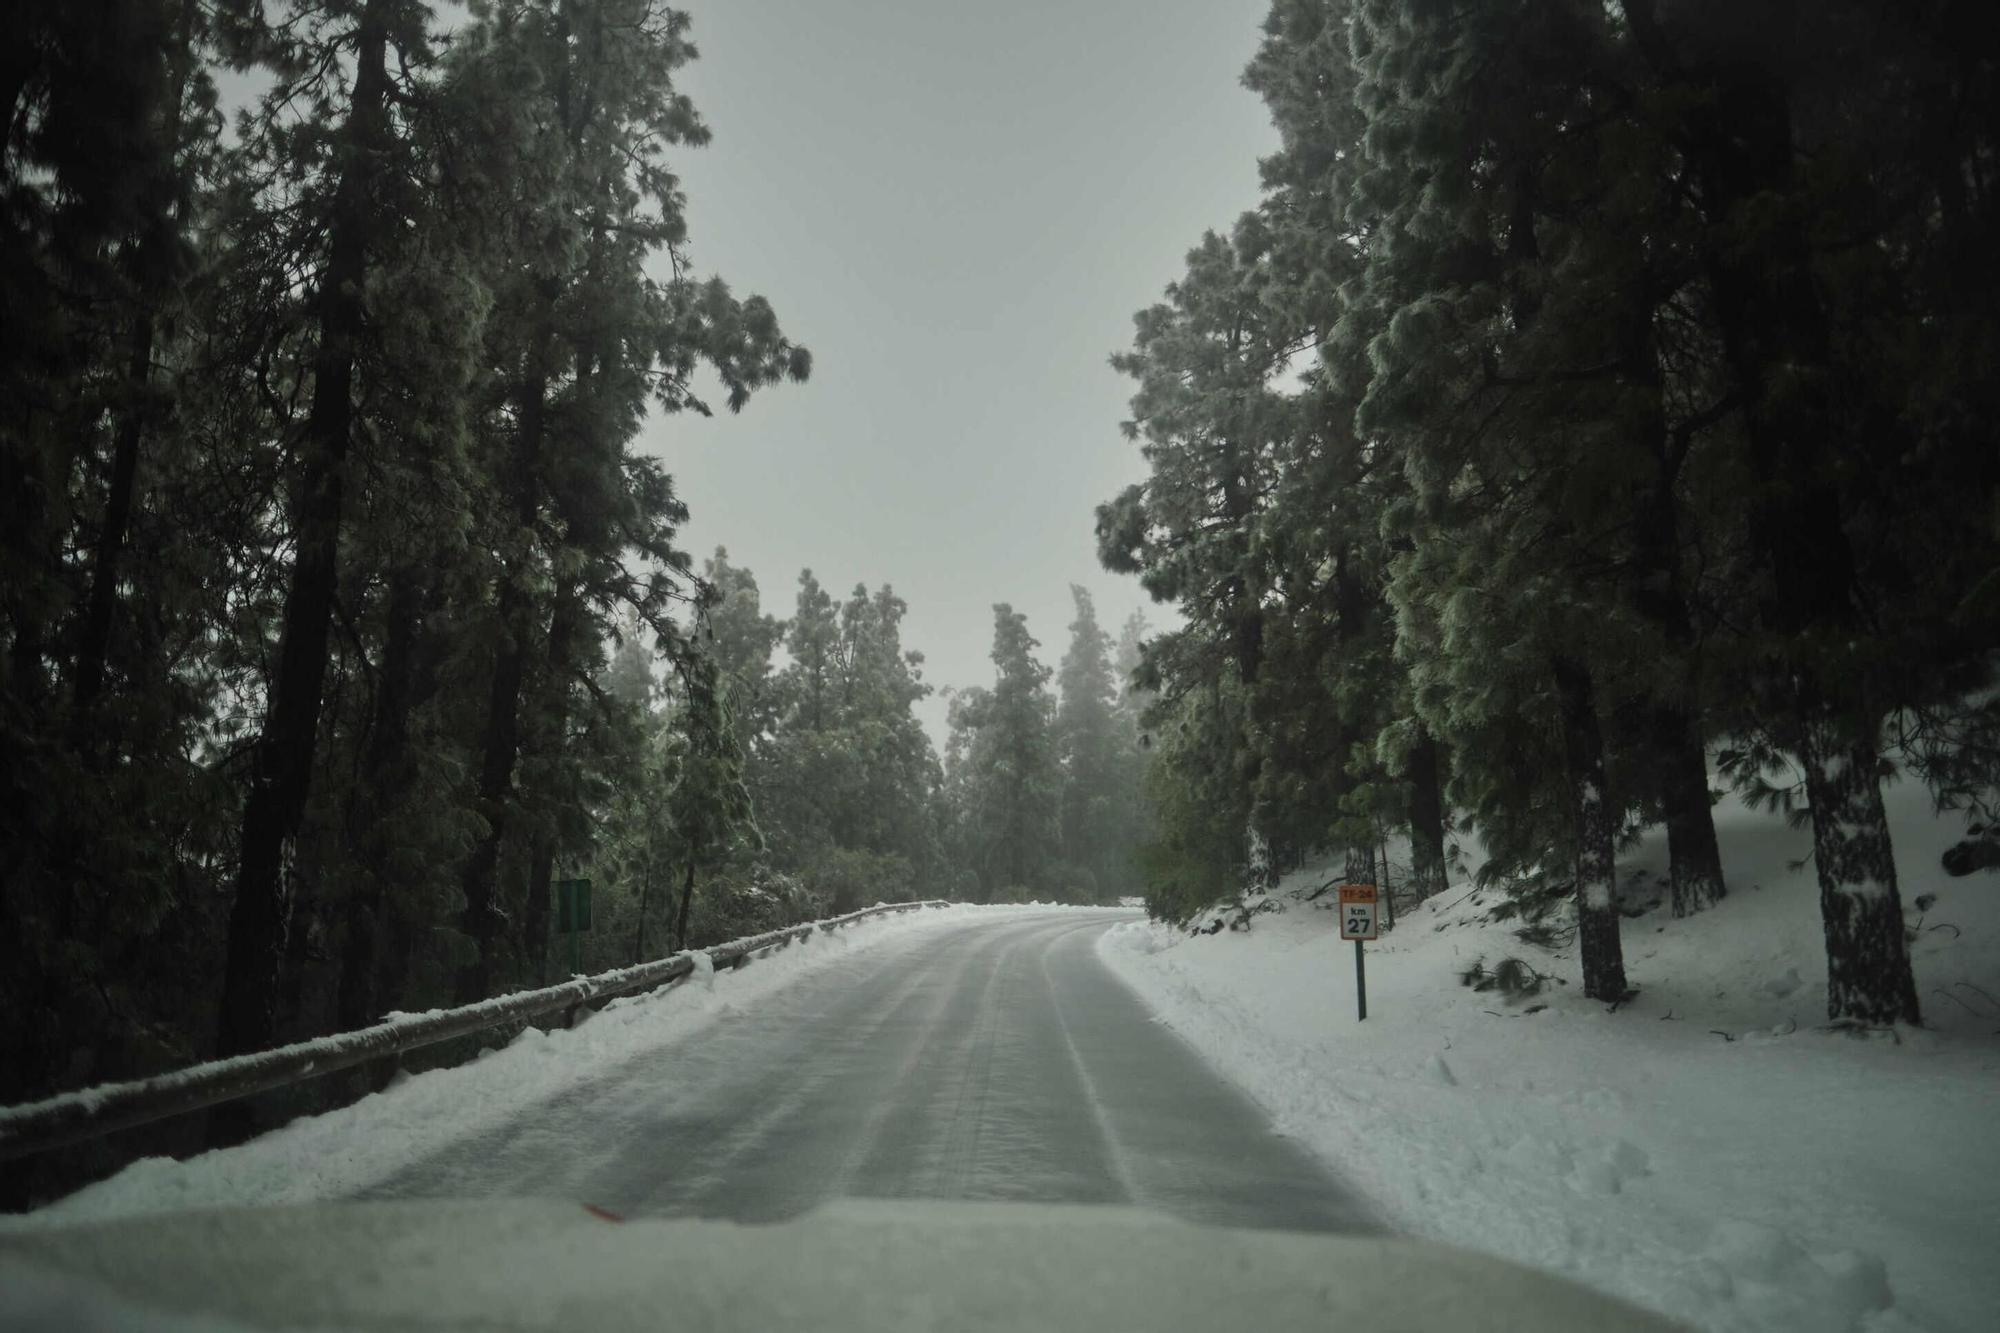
(336, 827, 388, 1041)
(1631, 5, 1920, 1024)
(455, 318, 557, 1003)
(212, 5, 392, 1132)
(1343, 845, 1374, 885)
(524, 838, 556, 984)
(1619, 260, 1726, 920)
(1246, 821, 1276, 890)
(521, 583, 582, 983)
(1799, 711, 1921, 1024)
(455, 591, 529, 1002)
(369, 917, 416, 1088)
(633, 861, 650, 965)
(1378, 841, 1395, 929)
(276, 865, 323, 1038)
(70, 0, 195, 739)
(1553, 656, 1628, 1002)
(675, 855, 698, 952)
(335, 566, 424, 1040)
(1406, 724, 1448, 899)
(72, 316, 154, 740)
(1654, 703, 1726, 917)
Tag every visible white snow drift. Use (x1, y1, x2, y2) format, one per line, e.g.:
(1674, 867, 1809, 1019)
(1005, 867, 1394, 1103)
(1098, 780, 2000, 1333)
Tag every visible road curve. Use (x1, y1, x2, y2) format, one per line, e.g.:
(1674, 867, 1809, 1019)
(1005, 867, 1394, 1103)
(360, 909, 1376, 1233)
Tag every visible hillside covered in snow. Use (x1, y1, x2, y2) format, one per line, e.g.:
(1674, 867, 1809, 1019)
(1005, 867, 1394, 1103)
(1100, 779, 2000, 1333)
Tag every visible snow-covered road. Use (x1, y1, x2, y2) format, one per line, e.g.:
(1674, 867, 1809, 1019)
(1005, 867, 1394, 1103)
(354, 908, 1376, 1232)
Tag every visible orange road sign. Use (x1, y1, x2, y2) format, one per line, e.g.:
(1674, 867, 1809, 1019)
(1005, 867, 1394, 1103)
(1339, 883, 1379, 941)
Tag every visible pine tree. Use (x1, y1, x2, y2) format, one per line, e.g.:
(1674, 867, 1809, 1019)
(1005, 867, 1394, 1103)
(947, 606, 1063, 901)
(1098, 220, 1298, 887)
(1342, 0, 1646, 998)
(0, 0, 226, 1112)
(1615, 0, 1936, 1024)
(443, 0, 806, 1002)
(213, 0, 433, 1090)
(1107, 609, 1158, 898)
(1057, 586, 1140, 901)
(663, 658, 758, 950)
(784, 569, 839, 735)
(720, 560, 944, 910)
(702, 547, 784, 745)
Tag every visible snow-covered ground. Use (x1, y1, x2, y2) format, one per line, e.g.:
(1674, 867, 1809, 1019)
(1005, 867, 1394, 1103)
(1099, 781, 2000, 1333)
(0, 1198, 1682, 1333)
(10, 904, 1050, 1229)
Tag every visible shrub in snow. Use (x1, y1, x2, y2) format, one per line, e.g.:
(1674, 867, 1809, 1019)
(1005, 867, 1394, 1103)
(695, 865, 826, 944)
(1940, 831, 1999, 876)
(1512, 919, 1575, 951)
(807, 847, 919, 916)
(1183, 893, 1278, 936)
(1458, 956, 1547, 1000)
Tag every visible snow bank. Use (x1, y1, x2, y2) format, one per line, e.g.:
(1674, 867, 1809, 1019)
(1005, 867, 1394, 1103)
(13, 904, 1042, 1228)
(1099, 780, 2000, 1333)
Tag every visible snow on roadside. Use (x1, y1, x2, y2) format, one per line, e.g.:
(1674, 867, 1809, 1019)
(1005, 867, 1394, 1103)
(1098, 782, 2000, 1333)
(13, 904, 1049, 1229)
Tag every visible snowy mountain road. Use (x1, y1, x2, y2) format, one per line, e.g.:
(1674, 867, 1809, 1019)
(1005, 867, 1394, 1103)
(359, 909, 1376, 1232)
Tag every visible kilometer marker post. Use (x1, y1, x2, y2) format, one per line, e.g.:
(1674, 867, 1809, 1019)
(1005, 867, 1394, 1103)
(1339, 884, 1379, 1021)
(1354, 938, 1366, 1021)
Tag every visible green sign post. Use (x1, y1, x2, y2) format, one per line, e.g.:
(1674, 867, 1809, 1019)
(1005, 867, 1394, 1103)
(555, 878, 592, 976)
(1339, 884, 1378, 1021)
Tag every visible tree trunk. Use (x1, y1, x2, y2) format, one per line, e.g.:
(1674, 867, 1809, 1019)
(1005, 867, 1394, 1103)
(70, 0, 194, 740)
(1617, 244, 1727, 919)
(1406, 724, 1448, 899)
(340, 564, 444, 1094)
(1799, 709, 1921, 1024)
(675, 854, 698, 952)
(455, 598, 528, 1003)
(1553, 655, 1628, 1002)
(72, 316, 155, 740)
(1246, 821, 1276, 890)
(1377, 839, 1395, 930)
(336, 566, 424, 1040)
(633, 860, 650, 965)
(277, 863, 323, 1039)
(369, 911, 416, 1088)
(521, 581, 583, 984)
(1654, 702, 1725, 918)
(455, 315, 558, 1003)
(1343, 845, 1374, 885)
(212, 3, 392, 1141)
(524, 838, 556, 983)
(1626, 0, 1918, 1022)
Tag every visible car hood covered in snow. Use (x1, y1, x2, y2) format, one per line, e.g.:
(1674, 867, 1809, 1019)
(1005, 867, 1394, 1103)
(0, 1197, 1675, 1331)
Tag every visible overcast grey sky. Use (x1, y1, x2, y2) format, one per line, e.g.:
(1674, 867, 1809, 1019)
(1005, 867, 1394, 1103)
(653, 0, 1277, 740)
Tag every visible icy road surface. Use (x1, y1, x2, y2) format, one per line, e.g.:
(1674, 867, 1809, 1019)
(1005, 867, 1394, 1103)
(359, 909, 1375, 1232)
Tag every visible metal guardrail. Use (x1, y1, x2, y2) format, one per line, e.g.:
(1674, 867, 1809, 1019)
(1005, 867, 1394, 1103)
(0, 900, 951, 1164)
